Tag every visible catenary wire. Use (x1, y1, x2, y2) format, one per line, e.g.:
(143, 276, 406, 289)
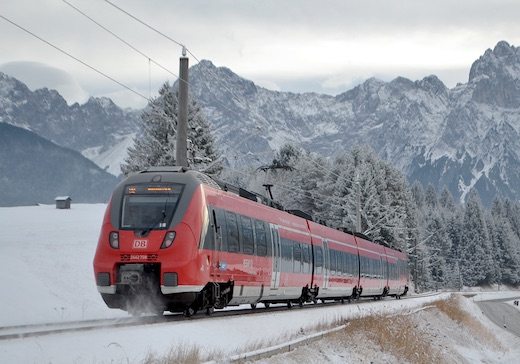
(102, 1, 344, 184)
(104, 0, 184, 48)
(67, 0, 251, 159)
(3, 2, 368, 223)
(0, 12, 150, 102)
(63, 0, 179, 80)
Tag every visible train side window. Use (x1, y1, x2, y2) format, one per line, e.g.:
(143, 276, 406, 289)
(293, 243, 302, 273)
(225, 211, 240, 253)
(214, 209, 227, 252)
(360, 256, 367, 278)
(255, 220, 268, 257)
(330, 249, 336, 275)
(315, 246, 323, 274)
(281, 238, 292, 272)
(241, 215, 254, 255)
(302, 244, 311, 273)
(353, 253, 359, 277)
(340, 251, 346, 276)
(335, 250, 340, 275)
(353, 254, 359, 277)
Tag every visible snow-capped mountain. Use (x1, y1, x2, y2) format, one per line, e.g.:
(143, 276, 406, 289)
(0, 73, 141, 176)
(188, 41, 520, 206)
(1, 41, 519, 207)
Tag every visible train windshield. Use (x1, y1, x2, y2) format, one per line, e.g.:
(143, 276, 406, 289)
(120, 183, 184, 230)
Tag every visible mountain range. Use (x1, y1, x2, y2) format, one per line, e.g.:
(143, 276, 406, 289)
(188, 40, 520, 207)
(1, 40, 519, 207)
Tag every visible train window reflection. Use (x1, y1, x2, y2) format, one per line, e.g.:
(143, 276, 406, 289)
(121, 194, 180, 230)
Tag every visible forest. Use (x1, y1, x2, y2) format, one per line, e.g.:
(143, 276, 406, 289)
(122, 84, 520, 292)
(228, 143, 520, 292)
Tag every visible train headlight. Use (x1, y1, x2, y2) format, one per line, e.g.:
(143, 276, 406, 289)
(160, 231, 176, 249)
(109, 231, 119, 249)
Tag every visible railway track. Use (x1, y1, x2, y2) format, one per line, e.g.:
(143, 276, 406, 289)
(0, 316, 158, 340)
(1, 293, 435, 341)
(0, 299, 376, 340)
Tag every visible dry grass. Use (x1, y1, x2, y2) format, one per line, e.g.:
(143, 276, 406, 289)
(433, 294, 503, 350)
(140, 294, 506, 363)
(336, 311, 446, 364)
(142, 341, 222, 364)
(324, 294, 504, 364)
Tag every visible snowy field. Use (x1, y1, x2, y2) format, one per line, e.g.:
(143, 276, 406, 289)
(1, 204, 520, 363)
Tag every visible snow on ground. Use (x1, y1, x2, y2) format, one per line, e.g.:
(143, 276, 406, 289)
(1, 204, 520, 363)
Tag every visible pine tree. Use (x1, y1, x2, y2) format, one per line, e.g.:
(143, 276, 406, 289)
(411, 181, 425, 209)
(490, 198, 520, 285)
(425, 183, 438, 209)
(459, 191, 493, 286)
(120, 82, 222, 176)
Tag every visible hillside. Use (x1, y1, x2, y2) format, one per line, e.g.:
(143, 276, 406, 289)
(254, 293, 519, 364)
(0, 203, 518, 363)
(0, 123, 118, 206)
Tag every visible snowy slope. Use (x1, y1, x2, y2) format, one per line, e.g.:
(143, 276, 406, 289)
(1, 204, 520, 363)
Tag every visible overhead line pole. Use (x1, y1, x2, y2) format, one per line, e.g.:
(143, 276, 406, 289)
(176, 47, 189, 167)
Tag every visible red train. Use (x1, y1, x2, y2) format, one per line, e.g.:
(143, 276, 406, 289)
(93, 166, 409, 316)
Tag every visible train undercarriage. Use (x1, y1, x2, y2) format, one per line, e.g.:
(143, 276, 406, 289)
(101, 263, 407, 317)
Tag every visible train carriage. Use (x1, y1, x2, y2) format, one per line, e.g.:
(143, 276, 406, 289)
(384, 247, 409, 298)
(307, 221, 360, 302)
(354, 234, 388, 298)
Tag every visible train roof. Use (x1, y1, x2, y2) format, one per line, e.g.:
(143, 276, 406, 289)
(132, 167, 403, 253)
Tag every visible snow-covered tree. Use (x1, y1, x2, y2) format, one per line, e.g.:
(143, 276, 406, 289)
(425, 183, 438, 209)
(121, 82, 222, 176)
(459, 191, 493, 286)
(489, 198, 520, 285)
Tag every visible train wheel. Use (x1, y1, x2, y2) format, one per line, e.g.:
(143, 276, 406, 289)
(251, 303, 257, 309)
(264, 302, 271, 308)
(205, 307, 214, 316)
(183, 307, 196, 317)
(298, 299, 304, 308)
(287, 301, 293, 309)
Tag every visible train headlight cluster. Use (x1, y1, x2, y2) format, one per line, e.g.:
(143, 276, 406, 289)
(109, 232, 119, 249)
(160, 231, 176, 249)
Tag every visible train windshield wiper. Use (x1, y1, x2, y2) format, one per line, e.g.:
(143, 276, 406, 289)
(140, 210, 166, 236)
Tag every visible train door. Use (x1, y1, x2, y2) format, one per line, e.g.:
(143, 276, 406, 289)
(209, 208, 222, 278)
(379, 255, 385, 291)
(270, 224, 281, 289)
(323, 240, 330, 289)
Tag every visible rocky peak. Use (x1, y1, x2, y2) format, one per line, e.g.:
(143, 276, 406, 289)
(468, 41, 520, 108)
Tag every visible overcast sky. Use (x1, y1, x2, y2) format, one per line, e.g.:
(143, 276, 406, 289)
(1, 0, 519, 109)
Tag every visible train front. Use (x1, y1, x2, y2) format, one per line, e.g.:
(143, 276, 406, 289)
(93, 168, 209, 316)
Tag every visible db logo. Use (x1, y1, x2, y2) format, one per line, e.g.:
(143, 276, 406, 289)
(133, 239, 148, 249)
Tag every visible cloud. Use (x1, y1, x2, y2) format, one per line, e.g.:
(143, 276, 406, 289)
(0, 61, 89, 105)
(2, 0, 520, 108)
